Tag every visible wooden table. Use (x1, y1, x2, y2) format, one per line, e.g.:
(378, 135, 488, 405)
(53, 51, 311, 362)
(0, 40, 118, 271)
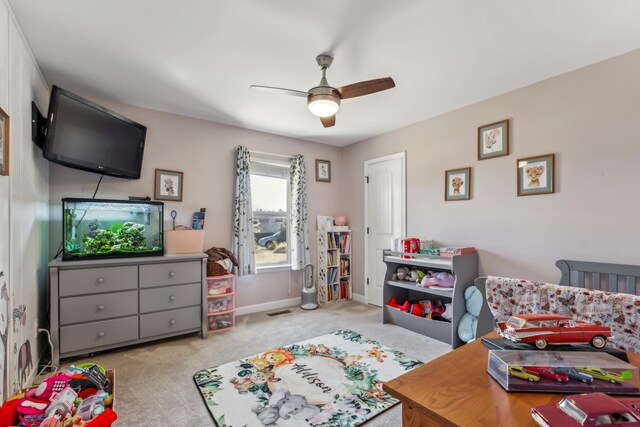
(383, 332, 640, 426)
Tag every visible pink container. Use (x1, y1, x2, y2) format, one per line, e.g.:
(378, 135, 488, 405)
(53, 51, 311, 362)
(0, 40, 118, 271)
(164, 230, 205, 254)
(334, 216, 347, 226)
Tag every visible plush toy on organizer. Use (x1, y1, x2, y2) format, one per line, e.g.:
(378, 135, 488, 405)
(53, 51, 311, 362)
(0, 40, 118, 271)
(420, 271, 455, 289)
(457, 286, 484, 343)
(388, 298, 451, 322)
(392, 267, 426, 283)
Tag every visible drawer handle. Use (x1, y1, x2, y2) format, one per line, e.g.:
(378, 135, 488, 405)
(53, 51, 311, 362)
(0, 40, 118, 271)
(169, 319, 176, 325)
(169, 271, 176, 278)
(97, 304, 105, 311)
(96, 278, 105, 284)
(169, 295, 176, 301)
(98, 331, 105, 338)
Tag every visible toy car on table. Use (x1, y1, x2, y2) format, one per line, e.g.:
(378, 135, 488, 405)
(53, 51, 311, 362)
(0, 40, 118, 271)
(524, 366, 569, 382)
(576, 367, 624, 385)
(508, 365, 540, 382)
(496, 314, 613, 350)
(531, 392, 640, 426)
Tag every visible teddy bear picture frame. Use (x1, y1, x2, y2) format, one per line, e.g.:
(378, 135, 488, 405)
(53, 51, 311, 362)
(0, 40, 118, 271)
(445, 167, 471, 201)
(517, 153, 555, 196)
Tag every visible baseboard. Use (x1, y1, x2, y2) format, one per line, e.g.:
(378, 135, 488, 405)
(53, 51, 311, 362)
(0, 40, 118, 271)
(352, 293, 365, 304)
(236, 297, 301, 316)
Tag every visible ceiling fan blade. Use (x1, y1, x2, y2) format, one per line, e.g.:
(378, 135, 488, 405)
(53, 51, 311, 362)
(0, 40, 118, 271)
(320, 115, 336, 128)
(250, 85, 308, 97)
(337, 77, 395, 99)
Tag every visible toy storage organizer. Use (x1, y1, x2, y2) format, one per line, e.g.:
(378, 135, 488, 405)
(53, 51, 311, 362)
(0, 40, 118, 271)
(207, 274, 236, 332)
(317, 230, 352, 303)
(382, 250, 478, 349)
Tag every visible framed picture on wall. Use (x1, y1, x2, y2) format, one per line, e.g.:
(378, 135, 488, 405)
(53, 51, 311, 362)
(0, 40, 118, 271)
(315, 159, 331, 182)
(0, 106, 9, 176)
(478, 119, 509, 160)
(445, 167, 471, 201)
(517, 153, 555, 196)
(154, 169, 184, 201)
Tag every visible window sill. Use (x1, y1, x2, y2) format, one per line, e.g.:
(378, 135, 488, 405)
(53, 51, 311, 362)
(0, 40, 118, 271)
(256, 264, 292, 273)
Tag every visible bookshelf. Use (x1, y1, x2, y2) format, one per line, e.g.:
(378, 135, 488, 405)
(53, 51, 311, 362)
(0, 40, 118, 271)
(317, 230, 352, 303)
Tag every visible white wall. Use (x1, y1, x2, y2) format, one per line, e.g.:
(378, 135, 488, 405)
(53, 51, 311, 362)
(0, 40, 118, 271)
(48, 100, 344, 309)
(0, 0, 49, 400)
(343, 49, 640, 297)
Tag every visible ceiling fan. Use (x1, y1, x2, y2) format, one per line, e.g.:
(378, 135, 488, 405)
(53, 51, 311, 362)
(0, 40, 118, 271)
(250, 54, 395, 128)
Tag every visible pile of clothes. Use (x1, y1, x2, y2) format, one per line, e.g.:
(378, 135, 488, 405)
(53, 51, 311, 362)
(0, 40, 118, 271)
(205, 247, 239, 276)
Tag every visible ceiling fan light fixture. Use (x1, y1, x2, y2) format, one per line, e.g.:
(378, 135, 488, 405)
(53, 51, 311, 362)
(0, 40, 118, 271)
(308, 94, 340, 117)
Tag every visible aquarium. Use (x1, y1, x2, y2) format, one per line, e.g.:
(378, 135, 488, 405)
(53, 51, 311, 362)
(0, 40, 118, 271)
(62, 198, 164, 261)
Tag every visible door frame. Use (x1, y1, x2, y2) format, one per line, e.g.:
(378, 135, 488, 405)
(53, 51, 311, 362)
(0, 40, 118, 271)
(364, 151, 406, 306)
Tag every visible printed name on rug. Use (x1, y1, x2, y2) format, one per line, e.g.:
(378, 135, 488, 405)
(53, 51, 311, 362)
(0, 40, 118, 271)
(290, 363, 332, 394)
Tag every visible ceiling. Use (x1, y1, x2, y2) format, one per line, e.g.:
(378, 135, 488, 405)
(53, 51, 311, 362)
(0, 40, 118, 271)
(9, 1, 640, 147)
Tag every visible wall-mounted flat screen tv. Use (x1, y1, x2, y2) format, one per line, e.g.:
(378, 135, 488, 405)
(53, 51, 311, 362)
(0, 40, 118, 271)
(43, 85, 147, 179)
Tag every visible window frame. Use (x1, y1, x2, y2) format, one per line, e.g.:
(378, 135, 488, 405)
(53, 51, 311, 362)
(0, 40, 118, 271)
(250, 156, 291, 271)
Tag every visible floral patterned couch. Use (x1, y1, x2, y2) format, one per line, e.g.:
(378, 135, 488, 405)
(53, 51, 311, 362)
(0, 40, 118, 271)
(485, 275, 640, 353)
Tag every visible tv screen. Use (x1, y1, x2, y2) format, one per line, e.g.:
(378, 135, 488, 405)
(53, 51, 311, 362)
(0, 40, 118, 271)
(43, 86, 147, 179)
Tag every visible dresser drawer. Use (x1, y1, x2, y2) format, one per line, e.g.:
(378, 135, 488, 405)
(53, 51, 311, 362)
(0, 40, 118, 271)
(139, 261, 200, 288)
(60, 291, 138, 325)
(140, 283, 201, 313)
(59, 266, 138, 297)
(60, 316, 138, 354)
(139, 306, 200, 338)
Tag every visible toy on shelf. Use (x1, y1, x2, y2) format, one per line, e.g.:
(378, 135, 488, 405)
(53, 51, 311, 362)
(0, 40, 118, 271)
(440, 247, 476, 256)
(420, 271, 455, 288)
(496, 314, 613, 350)
(386, 298, 451, 322)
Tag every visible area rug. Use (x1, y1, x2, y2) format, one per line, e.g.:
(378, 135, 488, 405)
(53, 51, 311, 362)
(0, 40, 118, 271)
(194, 329, 423, 427)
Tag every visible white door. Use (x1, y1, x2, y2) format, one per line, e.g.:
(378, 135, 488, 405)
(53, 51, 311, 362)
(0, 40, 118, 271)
(365, 153, 406, 307)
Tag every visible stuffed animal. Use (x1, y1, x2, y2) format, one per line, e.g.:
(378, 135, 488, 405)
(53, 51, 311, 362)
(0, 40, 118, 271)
(396, 267, 410, 281)
(420, 271, 455, 288)
(457, 286, 483, 343)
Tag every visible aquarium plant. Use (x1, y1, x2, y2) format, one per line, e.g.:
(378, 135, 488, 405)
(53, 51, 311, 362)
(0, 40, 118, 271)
(82, 221, 150, 254)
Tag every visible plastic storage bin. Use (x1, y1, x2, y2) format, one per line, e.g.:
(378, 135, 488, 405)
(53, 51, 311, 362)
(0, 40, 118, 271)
(164, 229, 205, 254)
(208, 294, 235, 314)
(208, 312, 235, 333)
(487, 350, 640, 394)
(207, 274, 235, 333)
(207, 274, 235, 296)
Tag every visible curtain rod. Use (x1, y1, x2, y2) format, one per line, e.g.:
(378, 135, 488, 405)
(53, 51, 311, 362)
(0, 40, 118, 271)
(250, 150, 295, 159)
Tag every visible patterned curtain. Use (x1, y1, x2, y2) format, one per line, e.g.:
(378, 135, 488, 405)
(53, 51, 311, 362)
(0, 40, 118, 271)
(231, 146, 256, 276)
(289, 155, 310, 270)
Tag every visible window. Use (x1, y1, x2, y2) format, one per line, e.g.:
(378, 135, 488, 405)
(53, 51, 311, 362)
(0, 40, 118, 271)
(251, 158, 290, 268)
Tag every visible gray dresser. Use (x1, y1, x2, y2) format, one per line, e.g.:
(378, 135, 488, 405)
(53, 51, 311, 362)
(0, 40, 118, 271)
(49, 253, 208, 366)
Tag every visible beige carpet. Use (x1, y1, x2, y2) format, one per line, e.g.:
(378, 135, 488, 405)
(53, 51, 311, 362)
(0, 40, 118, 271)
(63, 301, 451, 426)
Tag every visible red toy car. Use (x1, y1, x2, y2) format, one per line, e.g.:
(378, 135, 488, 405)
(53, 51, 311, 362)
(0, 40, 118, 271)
(524, 366, 569, 382)
(532, 393, 640, 426)
(496, 314, 613, 350)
